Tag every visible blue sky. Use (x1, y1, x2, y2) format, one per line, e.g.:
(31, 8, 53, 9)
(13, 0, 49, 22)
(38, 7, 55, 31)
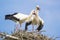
(0, 0, 60, 40)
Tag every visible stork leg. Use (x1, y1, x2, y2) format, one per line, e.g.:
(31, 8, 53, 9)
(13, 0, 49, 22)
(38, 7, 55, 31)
(15, 22, 19, 32)
(20, 24, 22, 31)
(32, 24, 34, 32)
(25, 21, 32, 31)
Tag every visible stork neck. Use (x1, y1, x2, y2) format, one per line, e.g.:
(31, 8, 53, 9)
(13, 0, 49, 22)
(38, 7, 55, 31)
(35, 9, 39, 15)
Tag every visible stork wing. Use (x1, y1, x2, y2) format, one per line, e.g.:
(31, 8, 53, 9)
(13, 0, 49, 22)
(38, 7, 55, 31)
(38, 16, 44, 24)
(13, 13, 28, 21)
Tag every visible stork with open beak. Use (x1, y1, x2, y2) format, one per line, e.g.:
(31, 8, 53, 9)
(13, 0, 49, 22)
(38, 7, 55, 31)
(25, 5, 44, 32)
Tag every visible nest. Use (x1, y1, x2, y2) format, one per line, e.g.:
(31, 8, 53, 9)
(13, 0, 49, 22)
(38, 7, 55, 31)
(3, 30, 53, 40)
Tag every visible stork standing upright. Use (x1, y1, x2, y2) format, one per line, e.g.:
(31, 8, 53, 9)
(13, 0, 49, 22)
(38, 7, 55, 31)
(25, 5, 44, 32)
(5, 13, 29, 31)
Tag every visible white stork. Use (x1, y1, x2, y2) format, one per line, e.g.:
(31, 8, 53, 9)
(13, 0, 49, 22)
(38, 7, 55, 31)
(25, 5, 44, 32)
(5, 13, 29, 31)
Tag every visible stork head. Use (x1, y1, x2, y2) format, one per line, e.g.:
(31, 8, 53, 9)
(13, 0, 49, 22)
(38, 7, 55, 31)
(33, 11, 36, 15)
(36, 5, 40, 11)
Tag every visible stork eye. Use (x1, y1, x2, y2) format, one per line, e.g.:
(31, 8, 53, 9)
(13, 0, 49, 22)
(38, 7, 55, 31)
(33, 13, 36, 15)
(37, 7, 40, 10)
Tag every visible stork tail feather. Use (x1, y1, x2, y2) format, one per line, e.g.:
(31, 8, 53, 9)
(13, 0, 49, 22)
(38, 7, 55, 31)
(36, 23, 44, 32)
(5, 14, 20, 21)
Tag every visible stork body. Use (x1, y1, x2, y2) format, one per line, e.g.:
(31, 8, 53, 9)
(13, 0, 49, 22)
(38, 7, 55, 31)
(5, 13, 28, 31)
(25, 13, 44, 32)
